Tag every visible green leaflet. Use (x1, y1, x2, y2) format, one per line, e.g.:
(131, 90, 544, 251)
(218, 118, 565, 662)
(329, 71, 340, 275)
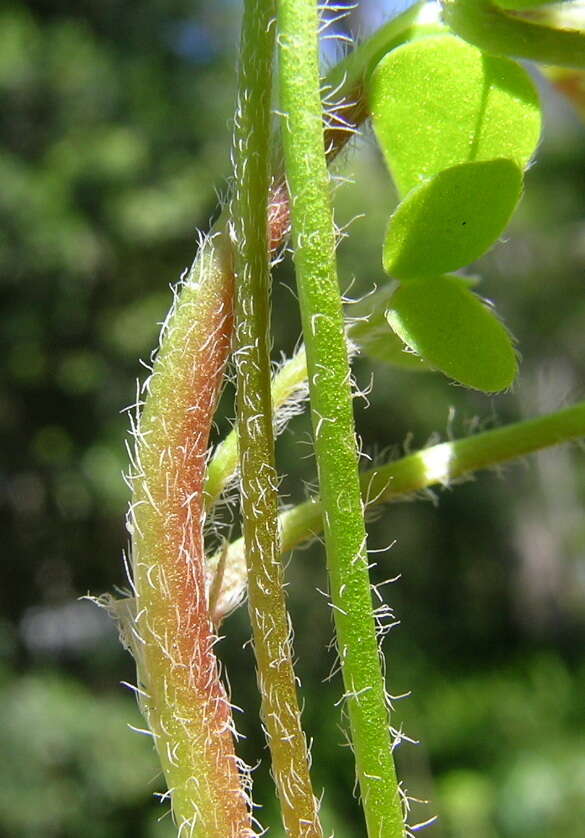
(386, 275, 517, 393)
(383, 159, 523, 279)
(348, 285, 430, 371)
(442, 0, 585, 68)
(369, 34, 540, 197)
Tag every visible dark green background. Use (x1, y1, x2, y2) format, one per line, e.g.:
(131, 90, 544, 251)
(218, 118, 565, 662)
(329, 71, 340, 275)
(2, 1, 585, 835)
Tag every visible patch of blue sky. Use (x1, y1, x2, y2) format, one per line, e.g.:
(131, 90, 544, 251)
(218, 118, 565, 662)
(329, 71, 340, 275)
(356, 0, 436, 35)
(320, 0, 430, 67)
(166, 20, 218, 64)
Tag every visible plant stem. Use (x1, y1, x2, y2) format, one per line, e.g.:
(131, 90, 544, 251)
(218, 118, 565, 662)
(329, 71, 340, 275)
(442, 0, 585, 67)
(119, 11, 442, 833)
(215, 401, 585, 593)
(317, 1, 428, 152)
(205, 6, 427, 510)
(277, 1, 405, 836)
(205, 347, 307, 511)
(231, 2, 323, 836)
(128, 232, 253, 837)
(324, 2, 425, 95)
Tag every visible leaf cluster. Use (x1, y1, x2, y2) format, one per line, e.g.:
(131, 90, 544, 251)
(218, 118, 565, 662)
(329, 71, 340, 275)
(365, 33, 541, 392)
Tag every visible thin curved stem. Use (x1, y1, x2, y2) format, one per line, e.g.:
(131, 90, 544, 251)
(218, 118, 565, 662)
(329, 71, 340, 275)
(205, 347, 307, 512)
(127, 232, 252, 837)
(231, 1, 323, 835)
(205, 4, 428, 510)
(214, 401, 585, 617)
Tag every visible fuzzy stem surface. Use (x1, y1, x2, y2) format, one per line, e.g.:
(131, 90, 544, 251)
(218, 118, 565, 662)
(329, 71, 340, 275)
(122, 10, 433, 833)
(231, 2, 323, 835)
(205, 347, 307, 511)
(215, 400, 585, 591)
(205, 7, 425, 509)
(128, 232, 253, 837)
(277, 1, 405, 836)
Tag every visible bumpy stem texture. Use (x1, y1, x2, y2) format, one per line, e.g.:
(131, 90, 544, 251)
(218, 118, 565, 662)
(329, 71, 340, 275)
(231, 1, 323, 835)
(205, 3, 423, 512)
(127, 234, 253, 837)
(214, 400, 585, 601)
(279, 399, 585, 555)
(205, 347, 307, 513)
(120, 11, 437, 834)
(213, 401, 585, 659)
(277, 1, 405, 836)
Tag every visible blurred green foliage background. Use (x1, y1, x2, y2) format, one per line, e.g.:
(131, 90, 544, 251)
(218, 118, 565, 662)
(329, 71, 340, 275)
(1, 1, 585, 836)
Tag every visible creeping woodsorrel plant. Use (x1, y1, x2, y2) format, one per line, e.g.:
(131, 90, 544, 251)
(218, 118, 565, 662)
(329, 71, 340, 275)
(108, 1, 585, 836)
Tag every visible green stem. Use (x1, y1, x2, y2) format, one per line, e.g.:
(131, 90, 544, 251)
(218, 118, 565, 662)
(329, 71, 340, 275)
(205, 6, 428, 510)
(442, 0, 585, 67)
(118, 11, 446, 833)
(205, 346, 307, 511)
(277, 1, 405, 836)
(231, 2, 323, 836)
(215, 401, 585, 596)
(322, 2, 426, 124)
